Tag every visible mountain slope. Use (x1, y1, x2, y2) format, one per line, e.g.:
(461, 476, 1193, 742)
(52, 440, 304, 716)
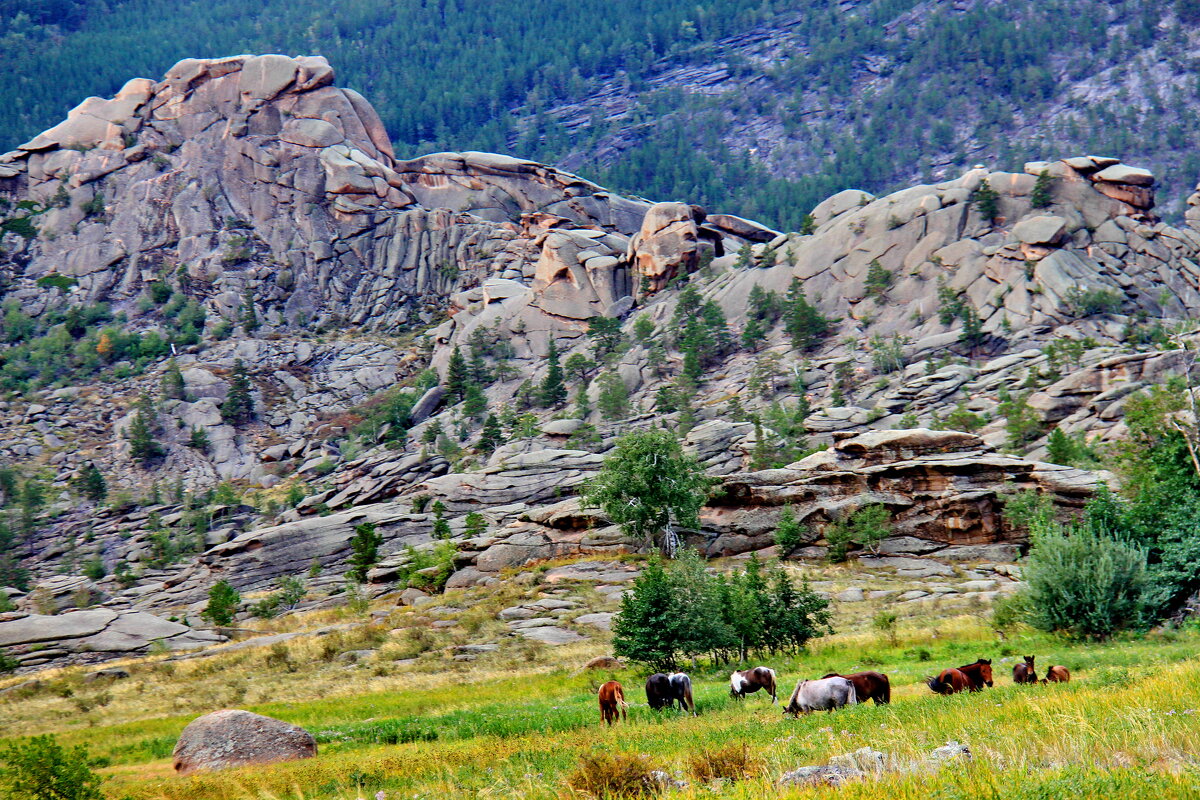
(6, 1, 1200, 230)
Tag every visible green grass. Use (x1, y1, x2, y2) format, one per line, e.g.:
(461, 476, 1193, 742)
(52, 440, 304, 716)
(3, 612, 1198, 800)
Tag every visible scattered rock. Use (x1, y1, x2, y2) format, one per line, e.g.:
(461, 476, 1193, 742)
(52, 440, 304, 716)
(172, 709, 317, 775)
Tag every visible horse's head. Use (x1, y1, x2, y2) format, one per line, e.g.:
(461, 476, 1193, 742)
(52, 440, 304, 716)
(979, 659, 994, 686)
(1023, 655, 1035, 667)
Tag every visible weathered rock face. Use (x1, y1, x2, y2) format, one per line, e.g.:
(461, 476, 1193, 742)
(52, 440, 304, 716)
(0, 56, 665, 332)
(709, 429, 1097, 555)
(172, 709, 316, 775)
(0, 609, 224, 670)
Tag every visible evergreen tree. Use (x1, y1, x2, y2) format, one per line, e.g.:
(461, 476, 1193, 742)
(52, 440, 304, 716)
(784, 279, 835, 352)
(444, 346, 470, 402)
(162, 357, 186, 400)
(587, 316, 625, 361)
(764, 561, 832, 653)
(973, 177, 1000, 222)
(611, 557, 683, 671)
(127, 392, 163, 465)
(463, 511, 488, 537)
(564, 353, 595, 384)
(774, 504, 804, 555)
(1030, 169, 1054, 208)
(220, 359, 254, 424)
(188, 425, 210, 452)
(347, 522, 383, 582)
(463, 383, 488, 420)
(539, 338, 567, 407)
(467, 349, 491, 386)
(478, 413, 505, 455)
(73, 463, 107, 503)
(595, 370, 631, 421)
(421, 419, 444, 445)
(240, 288, 259, 332)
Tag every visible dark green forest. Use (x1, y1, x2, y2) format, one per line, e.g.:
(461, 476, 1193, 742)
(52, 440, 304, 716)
(5, 0, 1200, 229)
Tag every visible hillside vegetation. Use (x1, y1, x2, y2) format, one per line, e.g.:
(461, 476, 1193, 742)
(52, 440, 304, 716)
(9, 1, 1200, 226)
(1, 571, 1197, 799)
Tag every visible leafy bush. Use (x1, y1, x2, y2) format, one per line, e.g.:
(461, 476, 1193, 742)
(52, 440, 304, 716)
(0, 734, 103, 800)
(773, 504, 805, 555)
(201, 579, 241, 626)
(825, 503, 891, 561)
(1022, 523, 1149, 640)
(347, 522, 383, 582)
(397, 541, 458, 593)
(1065, 285, 1123, 317)
(36, 274, 77, 291)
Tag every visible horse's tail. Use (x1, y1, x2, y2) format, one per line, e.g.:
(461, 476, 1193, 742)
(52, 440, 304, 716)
(880, 675, 891, 705)
(768, 669, 777, 704)
(845, 682, 858, 706)
(925, 675, 945, 695)
(615, 685, 628, 708)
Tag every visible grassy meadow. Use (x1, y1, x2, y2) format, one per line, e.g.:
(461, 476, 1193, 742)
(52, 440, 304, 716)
(2, 561, 1199, 799)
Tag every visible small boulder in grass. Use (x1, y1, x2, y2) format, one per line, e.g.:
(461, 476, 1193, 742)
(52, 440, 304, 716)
(172, 709, 317, 775)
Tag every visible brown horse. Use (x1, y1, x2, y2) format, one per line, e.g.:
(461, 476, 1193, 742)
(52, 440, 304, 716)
(1013, 655, 1038, 684)
(1043, 665, 1070, 684)
(822, 671, 890, 705)
(927, 659, 993, 694)
(730, 667, 778, 704)
(598, 680, 627, 725)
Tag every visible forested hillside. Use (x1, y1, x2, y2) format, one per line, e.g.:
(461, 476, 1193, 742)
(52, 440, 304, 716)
(5, 1, 1200, 232)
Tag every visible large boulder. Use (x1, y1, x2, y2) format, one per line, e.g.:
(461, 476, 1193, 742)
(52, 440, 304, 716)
(172, 709, 317, 775)
(629, 202, 702, 295)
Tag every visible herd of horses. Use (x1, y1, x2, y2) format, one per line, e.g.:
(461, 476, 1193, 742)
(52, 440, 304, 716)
(596, 655, 1070, 724)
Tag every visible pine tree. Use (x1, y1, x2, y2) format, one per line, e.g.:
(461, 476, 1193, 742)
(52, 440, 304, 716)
(611, 557, 683, 671)
(127, 392, 163, 465)
(595, 370, 630, 421)
(347, 522, 383, 582)
(564, 353, 595, 384)
(1030, 169, 1054, 208)
(587, 316, 624, 361)
(539, 338, 567, 407)
(774, 504, 804, 556)
(444, 346, 470, 402)
(188, 425, 210, 451)
(220, 359, 254, 424)
(73, 463, 107, 503)
(162, 357, 186, 400)
(478, 413, 505, 455)
(241, 288, 259, 332)
(973, 177, 1000, 222)
(784, 279, 835, 352)
(421, 419, 443, 445)
(463, 511, 488, 537)
(463, 383, 488, 420)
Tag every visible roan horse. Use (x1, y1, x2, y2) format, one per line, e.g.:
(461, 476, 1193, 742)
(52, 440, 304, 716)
(598, 680, 628, 725)
(823, 671, 890, 705)
(1013, 655, 1038, 684)
(730, 666, 778, 704)
(1043, 665, 1071, 684)
(926, 659, 994, 695)
(646, 672, 695, 714)
(783, 676, 857, 715)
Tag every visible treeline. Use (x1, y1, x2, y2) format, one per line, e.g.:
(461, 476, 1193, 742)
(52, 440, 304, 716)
(612, 551, 832, 671)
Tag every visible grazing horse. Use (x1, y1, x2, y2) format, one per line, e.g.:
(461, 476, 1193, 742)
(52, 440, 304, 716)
(646, 673, 673, 710)
(598, 680, 627, 725)
(783, 676, 857, 716)
(669, 672, 695, 714)
(1043, 665, 1071, 684)
(730, 667, 778, 704)
(645, 672, 695, 713)
(1013, 655, 1038, 685)
(927, 660, 993, 695)
(823, 671, 890, 705)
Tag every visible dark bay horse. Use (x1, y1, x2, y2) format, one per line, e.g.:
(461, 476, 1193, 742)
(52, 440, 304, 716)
(1013, 655, 1038, 684)
(1043, 665, 1070, 684)
(927, 659, 993, 695)
(730, 666, 778, 704)
(823, 671, 890, 705)
(598, 680, 627, 725)
(646, 672, 695, 713)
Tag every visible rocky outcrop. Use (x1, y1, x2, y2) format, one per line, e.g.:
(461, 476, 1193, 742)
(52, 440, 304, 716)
(0, 609, 224, 670)
(172, 709, 316, 774)
(709, 429, 1098, 556)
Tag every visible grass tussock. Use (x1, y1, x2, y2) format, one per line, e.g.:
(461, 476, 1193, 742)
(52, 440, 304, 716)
(567, 751, 660, 798)
(689, 742, 762, 783)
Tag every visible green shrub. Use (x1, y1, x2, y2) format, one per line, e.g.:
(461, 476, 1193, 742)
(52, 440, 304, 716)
(347, 522, 383, 582)
(0, 734, 103, 800)
(201, 580, 241, 626)
(36, 274, 77, 291)
(825, 504, 891, 561)
(1022, 523, 1149, 640)
(567, 751, 657, 798)
(1065, 285, 1123, 317)
(773, 505, 805, 556)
